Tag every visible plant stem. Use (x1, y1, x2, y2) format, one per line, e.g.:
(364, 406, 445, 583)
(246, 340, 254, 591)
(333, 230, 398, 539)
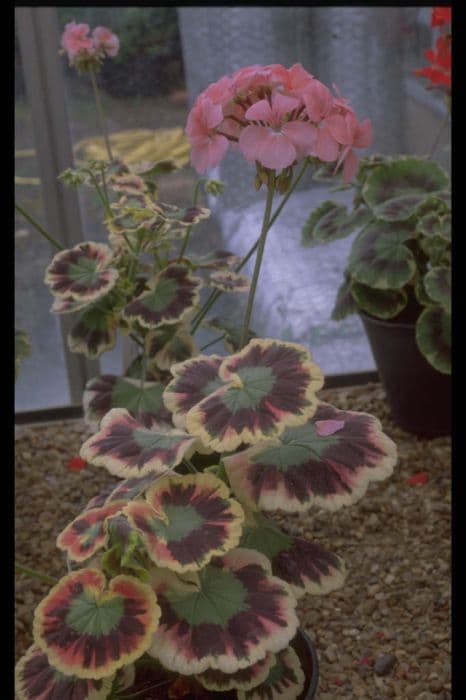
(15, 562, 57, 586)
(15, 202, 63, 251)
(190, 159, 309, 335)
(89, 65, 113, 162)
(87, 170, 112, 219)
(199, 334, 226, 352)
(117, 679, 172, 699)
(239, 180, 275, 347)
(177, 179, 203, 263)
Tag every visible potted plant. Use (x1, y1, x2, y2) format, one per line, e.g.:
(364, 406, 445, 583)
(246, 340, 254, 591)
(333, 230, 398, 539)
(300, 9, 451, 438)
(15, 52, 398, 699)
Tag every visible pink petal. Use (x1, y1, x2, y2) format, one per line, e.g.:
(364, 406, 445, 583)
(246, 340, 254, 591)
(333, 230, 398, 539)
(239, 124, 270, 163)
(245, 99, 274, 123)
(281, 121, 317, 158)
(303, 80, 333, 121)
(313, 128, 340, 162)
(256, 131, 297, 170)
(315, 419, 345, 437)
(354, 118, 373, 148)
(191, 134, 229, 173)
(325, 114, 351, 145)
(270, 92, 300, 119)
(201, 98, 225, 130)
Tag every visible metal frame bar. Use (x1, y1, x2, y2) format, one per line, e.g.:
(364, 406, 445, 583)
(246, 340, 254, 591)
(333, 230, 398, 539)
(15, 7, 100, 403)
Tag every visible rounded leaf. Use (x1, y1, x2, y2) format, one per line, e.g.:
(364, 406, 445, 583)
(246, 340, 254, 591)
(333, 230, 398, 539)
(237, 647, 305, 700)
(125, 473, 244, 572)
(163, 355, 226, 429)
(44, 243, 118, 302)
(224, 402, 397, 513)
(122, 265, 202, 329)
(33, 569, 160, 679)
(68, 306, 117, 359)
(423, 266, 451, 312)
(15, 644, 113, 700)
(148, 548, 299, 675)
(351, 281, 408, 319)
(348, 221, 417, 290)
(83, 375, 170, 429)
(362, 157, 450, 221)
(56, 501, 127, 562)
(197, 653, 275, 692)
(80, 408, 197, 478)
(186, 339, 324, 452)
(416, 306, 451, 374)
(145, 324, 197, 372)
(240, 511, 346, 599)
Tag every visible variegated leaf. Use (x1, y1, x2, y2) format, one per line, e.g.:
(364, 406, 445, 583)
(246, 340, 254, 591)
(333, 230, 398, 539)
(80, 408, 197, 479)
(148, 548, 298, 675)
(83, 375, 170, 429)
(125, 473, 244, 572)
(122, 265, 202, 329)
(224, 402, 396, 513)
(33, 569, 160, 679)
(240, 511, 346, 598)
(44, 243, 118, 302)
(186, 339, 324, 452)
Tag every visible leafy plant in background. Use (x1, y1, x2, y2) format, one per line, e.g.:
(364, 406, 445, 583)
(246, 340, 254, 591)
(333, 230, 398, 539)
(301, 154, 451, 373)
(15, 59, 399, 699)
(300, 7, 451, 375)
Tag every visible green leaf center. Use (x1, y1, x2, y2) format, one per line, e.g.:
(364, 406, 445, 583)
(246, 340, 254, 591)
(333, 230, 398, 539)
(65, 590, 124, 636)
(167, 566, 248, 627)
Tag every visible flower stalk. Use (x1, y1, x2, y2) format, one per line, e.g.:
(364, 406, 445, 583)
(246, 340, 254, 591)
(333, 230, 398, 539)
(240, 178, 275, 348)
(89, 64, 113, 162)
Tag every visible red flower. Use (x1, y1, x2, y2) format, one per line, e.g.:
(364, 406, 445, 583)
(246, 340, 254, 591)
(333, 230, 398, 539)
(67, 456, 87, 472)
(407, 471, 429, 486)
(431, 7, 451, 28)
(414, 34, 451, 88)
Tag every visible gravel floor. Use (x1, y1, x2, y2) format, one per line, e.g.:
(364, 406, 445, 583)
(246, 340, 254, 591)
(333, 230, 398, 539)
(14, 382, 451, 699)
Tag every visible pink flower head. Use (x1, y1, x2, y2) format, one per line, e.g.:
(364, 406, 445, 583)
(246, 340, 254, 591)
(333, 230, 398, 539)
(185, 63, 371, 178)
(239, 91, 316, 171)
(273, 62, 315, 95)
(61, 21, 94, 59)
(201, 76, 234, 106)
(185, 96, 229, 173)
(93, 26, 120, 57)
(231, 64, 276, 94)
(326, 111, 372, 182)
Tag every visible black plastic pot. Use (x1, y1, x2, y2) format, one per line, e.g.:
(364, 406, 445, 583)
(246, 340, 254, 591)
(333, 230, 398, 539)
(360, 311, 451, 437)
(294, 628, 320, 699)
(129, 628, 319, 698)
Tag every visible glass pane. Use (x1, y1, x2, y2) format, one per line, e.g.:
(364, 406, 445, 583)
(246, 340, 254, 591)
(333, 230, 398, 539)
(15, 28, 71, 410)
(177, 6, 451, 375)
(57, 7, 229, 370)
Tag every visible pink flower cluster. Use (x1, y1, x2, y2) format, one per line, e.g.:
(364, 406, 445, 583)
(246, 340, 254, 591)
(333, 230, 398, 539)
(61, 21, 119, 67)
(185, 63, 372, 182)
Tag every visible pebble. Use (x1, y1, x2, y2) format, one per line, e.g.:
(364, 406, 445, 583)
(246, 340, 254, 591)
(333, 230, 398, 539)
(374, 653, 398, 676)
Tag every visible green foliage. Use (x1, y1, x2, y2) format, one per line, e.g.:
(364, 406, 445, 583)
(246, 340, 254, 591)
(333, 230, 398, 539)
(302, 155, 451, 374)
